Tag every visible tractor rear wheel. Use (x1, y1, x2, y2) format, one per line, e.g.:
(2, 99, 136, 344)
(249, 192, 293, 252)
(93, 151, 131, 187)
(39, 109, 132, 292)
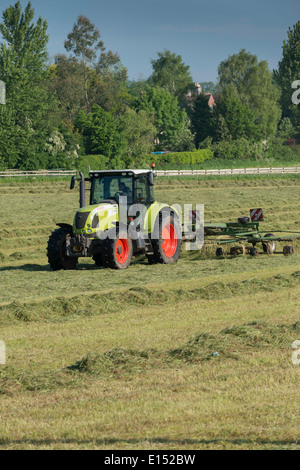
(147, 213, 182, 265)
(47, 227, 77, 271)
(102, 229, 133, 269)
(92, 254, 103, 266)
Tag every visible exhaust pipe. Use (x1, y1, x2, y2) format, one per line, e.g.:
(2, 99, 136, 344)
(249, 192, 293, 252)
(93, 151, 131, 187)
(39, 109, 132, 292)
(79, 172, 86, 208)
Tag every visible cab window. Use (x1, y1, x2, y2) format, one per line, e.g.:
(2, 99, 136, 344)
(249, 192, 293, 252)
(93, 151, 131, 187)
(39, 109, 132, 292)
(91, 176, 133, 205)
(135, 176, 150, 206)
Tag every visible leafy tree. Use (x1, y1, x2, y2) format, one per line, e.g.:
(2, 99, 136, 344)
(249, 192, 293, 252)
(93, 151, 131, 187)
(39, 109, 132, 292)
(218, 49, 281, 138)
(277, 117, 295, 140)
(171, 122, 195, 152)
(136, 85, 188, 150)
(150, 50, 194, 99)
(91, 50, 131, 114)
(127, 78, 148, 100)
(64, 17, 129, 117)
(117, 107, 156, 163)
(273, 21, 300, 133)
(0, 1, 59, 169)
(212, 89, 259, 141)
(50, 54, 86, 126)
(190, 94, 213, 147)
(200, 81, 219, 94)
(0, 1, 49, 81)
(75, 105, 125, 163)
(65, 15, 104, 112)
(44, 125, 82, 169)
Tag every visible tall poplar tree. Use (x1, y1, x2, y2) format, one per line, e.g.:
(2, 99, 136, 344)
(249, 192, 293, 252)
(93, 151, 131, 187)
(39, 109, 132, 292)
(0, 1, 58, 169)
(65, 15, 104, 113)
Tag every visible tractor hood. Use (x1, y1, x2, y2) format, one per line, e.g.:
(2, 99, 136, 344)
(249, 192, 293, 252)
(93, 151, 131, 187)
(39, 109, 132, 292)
(73, 202, 119, 237)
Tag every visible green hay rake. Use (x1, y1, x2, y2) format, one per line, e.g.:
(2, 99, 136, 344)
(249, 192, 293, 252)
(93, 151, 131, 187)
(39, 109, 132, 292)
(200, 208, 300, 257)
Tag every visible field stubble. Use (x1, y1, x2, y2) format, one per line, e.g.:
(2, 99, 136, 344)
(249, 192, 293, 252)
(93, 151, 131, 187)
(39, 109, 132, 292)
(0, 176, 300, 450)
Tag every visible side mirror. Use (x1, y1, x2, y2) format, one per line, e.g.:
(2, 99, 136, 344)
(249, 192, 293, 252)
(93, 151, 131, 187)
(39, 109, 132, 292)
(148, 172, 154, 186)
(70, 175, 76, 190)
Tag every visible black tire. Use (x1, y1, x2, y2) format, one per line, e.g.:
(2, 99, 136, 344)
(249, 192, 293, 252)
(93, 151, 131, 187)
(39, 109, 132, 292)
(147, 213, 182, 265)
(146, 255, 157, 265)
(283, 245, 294, 256)
(262, 233, 277, 254)
(216, 247, 224, 257)
(47, 227, 77, 271)
(249, 247, 259, 257)
(92, 254, 103, 266)
(102, 228, 133, 269)
(238, 217, 250, 225)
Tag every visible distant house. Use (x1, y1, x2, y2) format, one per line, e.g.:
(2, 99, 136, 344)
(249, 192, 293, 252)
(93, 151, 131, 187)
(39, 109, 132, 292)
(204, 92, 216, 109)
(185, 83, 218, 111)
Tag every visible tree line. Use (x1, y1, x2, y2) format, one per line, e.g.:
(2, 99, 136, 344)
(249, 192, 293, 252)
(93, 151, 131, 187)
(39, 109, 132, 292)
(0, 1, 299, 170)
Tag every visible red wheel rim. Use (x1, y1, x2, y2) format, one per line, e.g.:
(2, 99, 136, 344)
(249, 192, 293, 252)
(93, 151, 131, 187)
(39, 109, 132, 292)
(162, 223, 177, 258)
(115, 238, 129, 264)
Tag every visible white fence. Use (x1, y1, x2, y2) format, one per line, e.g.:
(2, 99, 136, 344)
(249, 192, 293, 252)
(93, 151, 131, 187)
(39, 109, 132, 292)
(155, 167, 300, 177)
(0, 169, 77, 178)
(1, 167, 300, 178)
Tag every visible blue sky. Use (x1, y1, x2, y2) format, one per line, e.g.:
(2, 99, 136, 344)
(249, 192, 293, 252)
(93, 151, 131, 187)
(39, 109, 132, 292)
(3, 0, 300, 82)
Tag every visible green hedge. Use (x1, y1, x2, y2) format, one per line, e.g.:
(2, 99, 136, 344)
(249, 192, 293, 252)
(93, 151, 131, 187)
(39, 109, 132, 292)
(148, 149, 213, 166)
(209, 138, 300, 161)
(76, 150, 213, 172)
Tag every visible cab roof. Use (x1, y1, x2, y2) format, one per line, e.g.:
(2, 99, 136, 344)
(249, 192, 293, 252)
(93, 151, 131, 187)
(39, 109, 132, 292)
(89, 169, 152, 177)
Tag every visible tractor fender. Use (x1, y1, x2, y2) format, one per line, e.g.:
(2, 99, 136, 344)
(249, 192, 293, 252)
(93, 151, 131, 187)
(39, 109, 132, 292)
(144, 203, 179, 235)
(56, 223, 73, 233)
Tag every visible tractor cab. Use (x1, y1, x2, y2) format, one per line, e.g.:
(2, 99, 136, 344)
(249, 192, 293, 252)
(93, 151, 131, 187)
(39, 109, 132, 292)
(70, 169, 156, 242)
(89, 169, 155, 207)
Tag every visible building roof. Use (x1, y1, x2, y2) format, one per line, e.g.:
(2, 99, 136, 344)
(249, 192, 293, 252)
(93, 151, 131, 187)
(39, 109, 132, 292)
(204, 92, 216, 107)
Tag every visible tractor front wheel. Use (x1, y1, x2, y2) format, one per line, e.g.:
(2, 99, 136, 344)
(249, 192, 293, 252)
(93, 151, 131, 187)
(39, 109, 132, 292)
(47, 227, 77, 271)
(102, 229, 133, 269)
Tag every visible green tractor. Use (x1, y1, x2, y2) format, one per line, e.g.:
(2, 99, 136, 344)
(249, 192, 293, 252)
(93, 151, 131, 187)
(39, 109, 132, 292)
(47, 168, 182, 270)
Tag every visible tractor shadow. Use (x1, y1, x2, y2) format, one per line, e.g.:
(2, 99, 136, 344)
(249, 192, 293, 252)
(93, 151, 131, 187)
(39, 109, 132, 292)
(0, 264, 51, 272)
(0, 263, 113, 272)
(0, 437, 298, 450)
(0, 255, 152, 272)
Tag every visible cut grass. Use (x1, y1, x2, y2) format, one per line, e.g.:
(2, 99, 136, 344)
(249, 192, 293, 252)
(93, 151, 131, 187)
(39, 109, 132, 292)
(0, 177, 300, 449)
(1, 321, 299, 394)
(1, 268, 300, 325)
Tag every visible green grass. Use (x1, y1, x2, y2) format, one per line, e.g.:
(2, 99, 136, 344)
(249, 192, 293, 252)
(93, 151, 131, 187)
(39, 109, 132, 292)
(0, 177, 300, 449)
(153, 155, 300, 171)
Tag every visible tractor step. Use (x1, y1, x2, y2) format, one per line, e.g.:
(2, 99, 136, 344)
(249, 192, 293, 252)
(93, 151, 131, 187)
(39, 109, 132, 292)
(135, 235, 154, 255)
(144, 238, 154, 255)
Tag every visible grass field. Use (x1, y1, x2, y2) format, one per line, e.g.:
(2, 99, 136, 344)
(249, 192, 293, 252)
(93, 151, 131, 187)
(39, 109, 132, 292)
(0, 175, 300, 450)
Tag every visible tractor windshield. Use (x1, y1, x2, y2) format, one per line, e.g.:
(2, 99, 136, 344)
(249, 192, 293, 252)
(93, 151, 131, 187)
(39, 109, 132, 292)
(90, 175, 134, 205)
